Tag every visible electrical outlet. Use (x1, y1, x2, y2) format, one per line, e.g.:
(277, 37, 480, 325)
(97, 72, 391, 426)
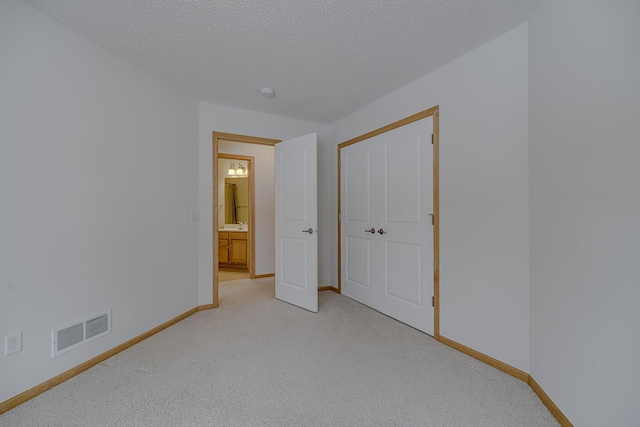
(4, 331, 22, 356)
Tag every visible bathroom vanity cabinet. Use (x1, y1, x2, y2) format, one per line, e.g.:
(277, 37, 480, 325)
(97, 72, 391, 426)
(218, 231, 247, 269)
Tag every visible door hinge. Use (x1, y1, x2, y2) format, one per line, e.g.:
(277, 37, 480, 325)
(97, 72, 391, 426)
(431, 134, 434, 144)
(338, 159, 341, 168)
(338, 212, 341, 221)
(432, 296, 434, 307)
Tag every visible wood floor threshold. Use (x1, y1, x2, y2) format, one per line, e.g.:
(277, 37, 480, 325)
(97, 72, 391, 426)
(0, 306, 202, 415)
(437, 335, 573, 426)
(318, 286, 340, 293)
(254, 273, 275, 279)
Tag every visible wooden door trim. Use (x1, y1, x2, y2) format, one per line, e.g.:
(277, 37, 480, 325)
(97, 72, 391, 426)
(212, 132, 280, 308)
(337, 105, 440, 337)
(339, 106, 438, 149)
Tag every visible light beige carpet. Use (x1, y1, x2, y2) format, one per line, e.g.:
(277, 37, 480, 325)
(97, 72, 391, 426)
(0, 278, 558, 426)
(218, 269, 250, 282)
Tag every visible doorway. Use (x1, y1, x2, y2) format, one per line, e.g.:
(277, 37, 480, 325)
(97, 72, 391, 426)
(212, 132, 280, 308)
(217, 153, 253, 279)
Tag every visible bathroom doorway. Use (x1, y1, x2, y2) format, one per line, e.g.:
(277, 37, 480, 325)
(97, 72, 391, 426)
(212, 132, 280, 308)
(217, 153, 254, 279)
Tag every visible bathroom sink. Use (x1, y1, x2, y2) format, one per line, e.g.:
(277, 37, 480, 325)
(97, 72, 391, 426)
(218, 225, 248, 231)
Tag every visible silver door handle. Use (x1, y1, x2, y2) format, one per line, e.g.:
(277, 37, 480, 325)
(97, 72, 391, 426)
(378, 228, 386, 235)
(365, 228, 376, 234)
(302, 228, 314, 234)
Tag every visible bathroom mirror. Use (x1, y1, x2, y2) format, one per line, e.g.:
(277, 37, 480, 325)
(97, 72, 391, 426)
(224, 177, 248, 224)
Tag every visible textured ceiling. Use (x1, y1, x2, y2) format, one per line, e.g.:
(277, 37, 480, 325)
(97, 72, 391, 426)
(23, 0, 542, 123)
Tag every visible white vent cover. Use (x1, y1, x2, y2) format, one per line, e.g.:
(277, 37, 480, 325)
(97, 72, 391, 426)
(52, 310, 111, 357)
(56, 323, 83, 352)
(86, 313, 109, 339)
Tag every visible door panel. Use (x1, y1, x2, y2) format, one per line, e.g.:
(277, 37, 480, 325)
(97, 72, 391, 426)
(275, 133, 318, 312)
(341, 117, 433, 334)
(345, 148, 371, 222)
(341, 140, 379, 308)
(386, 241, 422, 306)
(281, 147, 308, 221)
(345, 236, 371, 288)
(386, 133, 422, 224)
(281, 237, 308, 289)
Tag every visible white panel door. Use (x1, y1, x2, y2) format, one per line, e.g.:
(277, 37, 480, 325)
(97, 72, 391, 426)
(275, 133, 318, 312)
(340, 137, 382, 311)
(341, 118, 433, 334)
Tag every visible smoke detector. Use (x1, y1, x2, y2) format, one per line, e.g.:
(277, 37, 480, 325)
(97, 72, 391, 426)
(261, 87, 275, 98)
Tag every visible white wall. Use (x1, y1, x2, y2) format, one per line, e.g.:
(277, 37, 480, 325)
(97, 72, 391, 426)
(198, 102, 333, 304)
(7, 1, 637, 423)
(332, 24, 530, 371)
(0, 0, 199, 403)
(529, 0, 640, 425)
(218, 142, 274, 273)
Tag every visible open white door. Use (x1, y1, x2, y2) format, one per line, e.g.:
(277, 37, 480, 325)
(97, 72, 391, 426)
(275, 133, 318, 312)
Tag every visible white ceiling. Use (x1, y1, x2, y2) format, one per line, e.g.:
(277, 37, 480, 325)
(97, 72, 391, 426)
(23, 0, 542, 123)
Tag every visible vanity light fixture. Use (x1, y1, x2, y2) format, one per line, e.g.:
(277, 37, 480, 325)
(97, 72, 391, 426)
(227, 162, 248, 177)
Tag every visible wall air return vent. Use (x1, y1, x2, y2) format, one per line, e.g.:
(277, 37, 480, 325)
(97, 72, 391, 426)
(56, 323, 84, 352)
(52, 310, 111, 358)
(85, 313, 109, 339)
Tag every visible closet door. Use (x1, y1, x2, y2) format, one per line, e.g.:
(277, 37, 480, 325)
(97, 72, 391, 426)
(341, 117, 434, 335)
(341, 136, 383, 311)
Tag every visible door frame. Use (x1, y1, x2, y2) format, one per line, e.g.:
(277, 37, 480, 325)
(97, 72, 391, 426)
(337, 106, 440, 337)
(212, 132, 280, 308)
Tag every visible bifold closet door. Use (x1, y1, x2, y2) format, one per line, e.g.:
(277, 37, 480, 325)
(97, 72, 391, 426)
(341, 117, 434, 335)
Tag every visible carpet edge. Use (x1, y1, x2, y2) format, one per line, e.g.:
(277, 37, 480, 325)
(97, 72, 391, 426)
(0, 305, 202, 415)
(437, 335, 573, 427)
